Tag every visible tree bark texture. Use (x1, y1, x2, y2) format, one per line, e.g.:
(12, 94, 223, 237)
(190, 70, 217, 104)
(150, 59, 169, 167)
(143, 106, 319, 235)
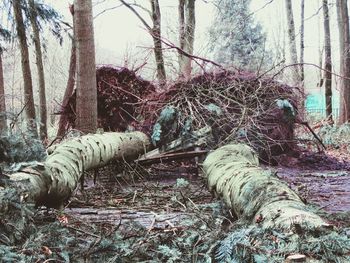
(28, 0, 48, 141)
(323, 0, 333, 120)
(74, 0, 97, 133)
(12, 0, 38, 137)
(0, 51, 6, 133)
(285, 0, 300, 84)
(300, 0, 305, 83)
(178, 0, 196, 78)
(150, 0, 166, 83)
(8, 131, 150, 208)
(336, 0, 350, 123)
(203, 144, 330, 230)
(57, 10, 77, 139)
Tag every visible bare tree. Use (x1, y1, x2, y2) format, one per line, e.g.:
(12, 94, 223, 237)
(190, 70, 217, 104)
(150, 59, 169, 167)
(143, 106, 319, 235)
(323, 0, 333, 121)
(300, 0, 305, 83)
(178, 0, 196, 78)
(317, 0, 324, 88)
(285, 0, 299, 83)
(13, 0, 38, 137)
(150, 0, 166, 83)
(336, 0, 350, 123)
(57, 7, 77, 138)
(0, 51, 6, 133)
(74, 0, 97, 133)
(120, 0, 166, 83)
(28, 0, 47, 140)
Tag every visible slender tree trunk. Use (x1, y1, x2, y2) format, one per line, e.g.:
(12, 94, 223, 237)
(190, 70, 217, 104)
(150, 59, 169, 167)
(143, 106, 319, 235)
(178, 0, 196, 78)
(74, 0, 97, 133)
(0, 51, 6, 133)
(318, 1, 324, 89)
(336, 0, 350, 123)
(323, 0, 333, 121)
(150, 0, 166, 83)
(57, 8, 77, 138)
(178, 0, 185, 54)
(12, 0, 38, 137)
(28, 0, 48, 141)
(57, 37, 76, 138)
(300, 0, 305, 83)
(285, 0, 299, 83)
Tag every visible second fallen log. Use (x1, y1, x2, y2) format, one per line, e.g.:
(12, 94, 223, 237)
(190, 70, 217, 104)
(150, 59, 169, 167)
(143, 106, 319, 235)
(202, 144, 330, 230)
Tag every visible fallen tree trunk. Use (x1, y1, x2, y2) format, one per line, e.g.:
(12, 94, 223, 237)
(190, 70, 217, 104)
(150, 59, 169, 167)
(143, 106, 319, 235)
(203, 144, 330, 230)
(4, 132, 150, 208)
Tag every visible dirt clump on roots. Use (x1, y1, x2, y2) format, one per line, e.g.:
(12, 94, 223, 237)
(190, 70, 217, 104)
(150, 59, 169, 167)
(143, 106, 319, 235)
(60, 67, 301, 162)
(62, 66, 156, 132)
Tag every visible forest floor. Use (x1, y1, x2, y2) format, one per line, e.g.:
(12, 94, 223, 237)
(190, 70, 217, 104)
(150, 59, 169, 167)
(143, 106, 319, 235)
(64, 147, 350, 230)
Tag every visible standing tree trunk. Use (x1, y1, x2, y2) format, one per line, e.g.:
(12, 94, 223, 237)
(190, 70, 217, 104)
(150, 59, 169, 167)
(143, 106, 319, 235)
(0, 51, 6, 133)
(28, 0, 47, 141)
(119, 0, 167, 84)
(336, 0, 350, 123)
(12, 0, 38, 137)
(178, 0, 196, 78)
(318, 1, 324, 89)
(74, 0, 97, 133)
(323, 0, 333, 121)
(150, 0, 166, 84)
(285, 0, 299, 83)
(300, 0, 305, 83)
(57, 7, 77, 138)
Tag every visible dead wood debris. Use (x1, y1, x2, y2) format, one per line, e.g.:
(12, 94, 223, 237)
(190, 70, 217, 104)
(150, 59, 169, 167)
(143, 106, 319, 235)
(59, 66, 301, 161)
(141, 70, 301, 162)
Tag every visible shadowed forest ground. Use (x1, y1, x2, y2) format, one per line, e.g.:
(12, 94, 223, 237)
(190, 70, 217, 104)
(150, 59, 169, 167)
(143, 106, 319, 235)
(64, 148, 350, 230)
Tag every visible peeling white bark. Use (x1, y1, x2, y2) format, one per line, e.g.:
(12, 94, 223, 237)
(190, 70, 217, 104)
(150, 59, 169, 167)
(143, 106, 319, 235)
(203, 144, 330, 230)
(8, 132, 150, 208)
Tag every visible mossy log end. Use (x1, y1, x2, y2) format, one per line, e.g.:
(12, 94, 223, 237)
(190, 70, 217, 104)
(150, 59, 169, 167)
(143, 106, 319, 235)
(7, 132, 150, 208)
(203, 144, 331, 230)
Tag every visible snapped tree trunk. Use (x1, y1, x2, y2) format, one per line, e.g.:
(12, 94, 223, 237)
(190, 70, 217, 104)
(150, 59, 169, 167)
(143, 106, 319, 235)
(178, 0, 196, 78)
(12, 0, 38, 137)
(28, 0, 48, 141)
(0, 51, 6, 133)
(285, 0, 300, 84)
(74, 0, 97, 133)
(7, 131, 150, 209)
(336, 0, 350, 123)
(57, 37, 76, 138)
(150, 0, 166, 83)
(57, 8, 77, 138)
(323, 0, 333, 121)
(203, 144, 330, 230)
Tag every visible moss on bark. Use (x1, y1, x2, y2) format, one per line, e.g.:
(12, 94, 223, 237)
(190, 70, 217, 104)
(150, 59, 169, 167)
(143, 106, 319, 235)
(203, 144, 330, 230)
(7, 132, 150, 208)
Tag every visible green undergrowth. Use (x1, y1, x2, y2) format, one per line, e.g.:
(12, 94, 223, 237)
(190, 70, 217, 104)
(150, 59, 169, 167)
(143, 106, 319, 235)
(216, 223, 350, 263)
(298, 123, 350, 152)
(0, 196, 229, 262)
(0, 130, 46, 171)
(1, 183, 350, 263)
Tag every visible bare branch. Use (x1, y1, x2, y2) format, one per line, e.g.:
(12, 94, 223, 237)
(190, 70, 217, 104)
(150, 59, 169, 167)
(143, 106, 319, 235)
(119, 0, 151, 30)
(159, 37, 223, 69)
(94, 4, 123, 19)
(271, 62, 350, 80)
